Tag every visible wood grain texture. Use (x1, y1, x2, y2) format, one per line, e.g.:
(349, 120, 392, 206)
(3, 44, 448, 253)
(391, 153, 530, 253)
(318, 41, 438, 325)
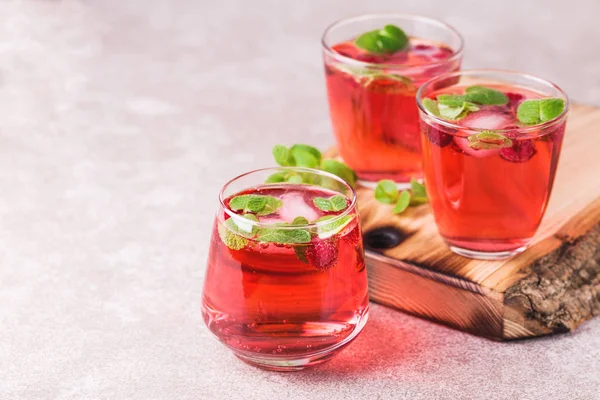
(326, 104, 600, 340)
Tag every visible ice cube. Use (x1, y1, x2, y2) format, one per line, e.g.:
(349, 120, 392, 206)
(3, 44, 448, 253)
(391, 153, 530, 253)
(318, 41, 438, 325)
(460, 109, 514, 130)
(269, 191, 320, 224)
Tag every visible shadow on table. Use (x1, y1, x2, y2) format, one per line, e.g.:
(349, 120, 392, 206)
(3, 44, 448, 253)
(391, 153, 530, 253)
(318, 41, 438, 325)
(292, 306, 437, 379)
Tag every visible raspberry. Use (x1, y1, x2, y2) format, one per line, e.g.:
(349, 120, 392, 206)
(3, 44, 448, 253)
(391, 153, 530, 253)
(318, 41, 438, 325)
(506, 92, 524, 110)
(305, 238, 338, 271)
(500, 134, 537, 162)
(423, 121, 453, 147)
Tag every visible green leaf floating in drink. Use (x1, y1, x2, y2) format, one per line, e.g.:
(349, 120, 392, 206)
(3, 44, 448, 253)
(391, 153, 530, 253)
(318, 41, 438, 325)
(315, 215, 354, 237)
(229, 194, 283, 216)
(355, 24, 409, 54)
(313, 194, 348, 212)
(256, 228, 312, 244)
(424, 86, 510, 121)
(517, 98, 565, 125)
(218, 214, 260, 251)
(464, 86, 508, 106)
(467, 130, 513, 150)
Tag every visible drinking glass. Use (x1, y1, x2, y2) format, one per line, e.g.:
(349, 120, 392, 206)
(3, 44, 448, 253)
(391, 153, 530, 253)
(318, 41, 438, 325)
(202, 167, 369, 371)
(322, 14, 463, 186)
(416, 70, 569, 259)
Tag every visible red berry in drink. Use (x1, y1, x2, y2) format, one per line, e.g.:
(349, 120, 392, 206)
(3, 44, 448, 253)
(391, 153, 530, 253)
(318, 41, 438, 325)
(305, 238, 338, 271)
(424, 122, 453, 147)
(500, 138, 537, 162)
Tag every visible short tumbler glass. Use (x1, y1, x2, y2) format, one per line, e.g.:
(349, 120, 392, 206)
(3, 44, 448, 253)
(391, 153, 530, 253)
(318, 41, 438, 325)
(322, 14, 463, 186)
(202, 167, 369, 371)
(416, 70, 569, 259)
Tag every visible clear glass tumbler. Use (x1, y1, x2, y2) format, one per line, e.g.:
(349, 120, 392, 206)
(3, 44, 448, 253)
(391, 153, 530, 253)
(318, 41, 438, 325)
(322, 13, 463, 186)
(202, 167, 369, 371)
(416, 70, 569, 259)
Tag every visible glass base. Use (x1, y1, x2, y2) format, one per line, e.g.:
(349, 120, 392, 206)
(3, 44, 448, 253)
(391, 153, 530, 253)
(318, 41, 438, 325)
(449, 245, 527, 260)
(231, 311, 369, 372)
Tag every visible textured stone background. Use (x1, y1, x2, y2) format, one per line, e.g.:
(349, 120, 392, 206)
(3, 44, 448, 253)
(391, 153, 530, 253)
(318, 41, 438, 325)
(1, 0, 599, 399)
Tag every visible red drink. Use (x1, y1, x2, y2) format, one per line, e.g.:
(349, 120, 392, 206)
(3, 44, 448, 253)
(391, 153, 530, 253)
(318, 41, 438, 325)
(417, 70, 569, 259)
(322, 14, 463, 184)
(202, 168, 368, 370)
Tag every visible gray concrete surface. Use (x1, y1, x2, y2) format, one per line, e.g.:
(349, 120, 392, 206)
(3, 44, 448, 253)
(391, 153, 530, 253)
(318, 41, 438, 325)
(1, 0, 599, 399)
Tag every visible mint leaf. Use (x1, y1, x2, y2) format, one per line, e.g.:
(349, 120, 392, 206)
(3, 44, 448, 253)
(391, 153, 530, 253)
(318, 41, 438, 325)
(273, 145, 294, 166)
(355, 30, 382, 53)
(422, 98, 440, 117)
(355, 24, 408, 54)
(465, 86, 508, 105)
(290, 149, 319, 168)
(393, 190, 411, 214)
(290, 144, 321, 164)
(257, 196, 282, 216)
(256, 228, 311, 244)
(292, 216, 309, 225)
(410, 179, 428, 205)
(321, 159, 357, 188)
(439, 103, 466, 120)
(313, 194, 348, 212)
(517, 98, 565, 125)
(467, 131, 513, 150)
(229, 195, 267, 213)
(438, 94, 466, 107)
(313, 197, 331, 211)
(217, 214, 260, 251)
(316, 215, 354, 237)
(265, 172, 286, 183)
(374, 180, 398, 204)
(464, 102, 480, 112)
(330, 195, 347, 211)
(540, 98, 565, 122)
(286, 174, 303, 184)
(218, 222, 248, 250)
(230, 195, 282, 216)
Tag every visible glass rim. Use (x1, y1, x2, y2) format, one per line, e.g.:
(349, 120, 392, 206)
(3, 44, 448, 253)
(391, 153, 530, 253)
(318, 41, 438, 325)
(416, 68, 570, 134)
(321, 13, 464, 70)
(218, 166, 358, 230)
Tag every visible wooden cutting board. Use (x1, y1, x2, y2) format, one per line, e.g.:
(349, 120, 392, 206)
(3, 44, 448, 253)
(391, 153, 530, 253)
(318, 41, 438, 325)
(326, 104, 600, 340)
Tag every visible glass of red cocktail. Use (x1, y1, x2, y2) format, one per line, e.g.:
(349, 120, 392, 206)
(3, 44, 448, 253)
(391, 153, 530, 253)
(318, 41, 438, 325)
(322, 14, 463, 186)
(417, 70, 569, 259)
(202, 167, 369, 371)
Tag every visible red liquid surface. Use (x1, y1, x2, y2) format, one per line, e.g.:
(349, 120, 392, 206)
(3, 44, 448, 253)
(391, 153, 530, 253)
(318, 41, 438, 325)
(202, 185, 369, 363)
(325, 38, 460, 182)
(420, 85, 566, 253)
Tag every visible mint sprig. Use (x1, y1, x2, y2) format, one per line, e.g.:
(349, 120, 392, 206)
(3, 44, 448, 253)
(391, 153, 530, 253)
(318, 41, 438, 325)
(229, 194, 282, 216)
(467, 131, 513, 150)
(517, 98, 565, 125)
(218, 214, 259, 251)
(268, 144, 357, 188)
(374, 179, 428, 214)
(464, 86, 508, 106)
(355, 24, 408, 54)
(256, 228, 311, 244)
(425, 86, 509, 122)
(313, 194, 348, 212)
